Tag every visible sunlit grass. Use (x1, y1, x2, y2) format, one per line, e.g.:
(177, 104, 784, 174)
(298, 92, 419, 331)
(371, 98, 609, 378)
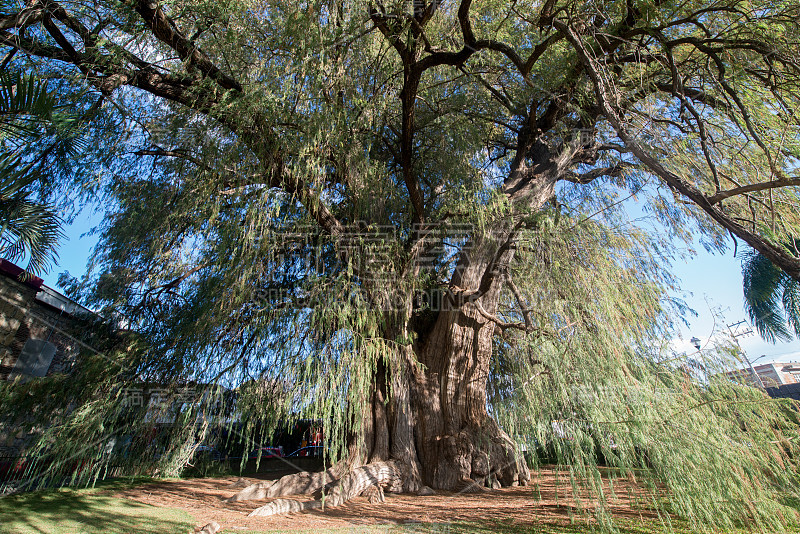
(0, 486, 194, 534)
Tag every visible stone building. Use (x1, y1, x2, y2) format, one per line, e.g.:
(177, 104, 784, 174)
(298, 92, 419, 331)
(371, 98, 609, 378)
(0, 260, 96, 461)
(0, 259, 90, 381)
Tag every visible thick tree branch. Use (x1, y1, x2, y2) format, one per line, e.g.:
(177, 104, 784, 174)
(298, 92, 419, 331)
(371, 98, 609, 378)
(708, 178, 800, 205)
(125, 0, 241, 92)
(375, 0, 563, 226)
(563, 163, 627, 184)
(0, 4, 345, 237)
(0, 3, 46, 30)
(448, 227, 519, 307)
(474, 300, 527, 332)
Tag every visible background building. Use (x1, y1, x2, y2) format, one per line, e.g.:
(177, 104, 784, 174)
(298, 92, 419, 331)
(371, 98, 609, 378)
(725, 361, 800, 388)
(0, 259, 90, 382)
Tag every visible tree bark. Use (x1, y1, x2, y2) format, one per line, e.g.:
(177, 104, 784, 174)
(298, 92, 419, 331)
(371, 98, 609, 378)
(408, 235, 530, 490)
(227, 246, 530, 510)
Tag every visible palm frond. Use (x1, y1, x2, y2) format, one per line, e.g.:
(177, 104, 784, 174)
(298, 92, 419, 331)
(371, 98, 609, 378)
(0, 192, 63, 275)
(0, 152, 37, 194)
(782, 276, 800, 339)
(0, 71, 55, 116)
(0, 71, 88, 276)
(0, 71, 56, 139)
(742, 249, 792, 342)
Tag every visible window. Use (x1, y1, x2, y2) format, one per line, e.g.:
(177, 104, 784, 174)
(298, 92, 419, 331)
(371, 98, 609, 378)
(10, 338, 56, 378)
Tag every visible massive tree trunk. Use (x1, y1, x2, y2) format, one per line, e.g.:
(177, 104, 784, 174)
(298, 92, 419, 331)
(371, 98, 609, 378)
(409, 240, 530, 490)
(232, 239, 531, 516)
(396, 141, 563, 491)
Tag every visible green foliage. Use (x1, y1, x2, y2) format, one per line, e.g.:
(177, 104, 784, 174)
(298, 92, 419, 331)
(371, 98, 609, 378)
(0, 72, 67, 274)
(490, 210, 800, 532)
(0, 155, 63, 275)
(0, 71, 59, 138)
(0, 67, 118, 273)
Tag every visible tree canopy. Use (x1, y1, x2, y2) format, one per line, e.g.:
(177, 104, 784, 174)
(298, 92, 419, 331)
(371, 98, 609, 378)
(1, 0, 800, 530)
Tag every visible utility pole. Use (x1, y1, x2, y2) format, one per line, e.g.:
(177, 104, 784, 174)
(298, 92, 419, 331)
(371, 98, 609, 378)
(726, 320, 765, 389)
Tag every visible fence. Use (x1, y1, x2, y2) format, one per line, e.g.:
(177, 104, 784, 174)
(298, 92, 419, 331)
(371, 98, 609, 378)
(0, 453, 49, 495)
(0, 453, 128, 495)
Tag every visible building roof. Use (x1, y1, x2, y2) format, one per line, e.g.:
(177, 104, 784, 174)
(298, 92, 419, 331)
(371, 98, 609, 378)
(0, 258, 91, 317)
(0, 259, 43, 289)
(766, 383, 800, 401)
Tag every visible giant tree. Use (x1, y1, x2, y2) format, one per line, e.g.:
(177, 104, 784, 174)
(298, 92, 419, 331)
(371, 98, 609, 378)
(3, 0, 800, 527)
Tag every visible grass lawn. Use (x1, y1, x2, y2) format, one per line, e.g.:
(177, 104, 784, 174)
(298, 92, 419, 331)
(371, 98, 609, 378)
(0, 483, 195, 534)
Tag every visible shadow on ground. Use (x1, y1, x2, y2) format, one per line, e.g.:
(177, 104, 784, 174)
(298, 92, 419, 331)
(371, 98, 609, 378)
(0, 489, 195, 534)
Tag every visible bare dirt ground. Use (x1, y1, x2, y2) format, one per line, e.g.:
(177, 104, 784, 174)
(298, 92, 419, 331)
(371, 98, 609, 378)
(114, 468, 658, 532)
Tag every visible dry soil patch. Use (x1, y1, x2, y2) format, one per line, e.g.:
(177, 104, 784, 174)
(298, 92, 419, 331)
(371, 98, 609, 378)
(114, 469, 657, 532)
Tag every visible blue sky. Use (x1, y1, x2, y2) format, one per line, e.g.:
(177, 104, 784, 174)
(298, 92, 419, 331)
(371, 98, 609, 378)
(42, 206, 800, 366)
(670, 248, 800, 363)
(43, 207, 102, 290)
(673, 251, 800, 364)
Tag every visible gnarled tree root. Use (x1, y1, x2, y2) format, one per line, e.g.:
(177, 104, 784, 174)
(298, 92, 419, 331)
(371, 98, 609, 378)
(225, 466, 342, 502)
(247, 461, 402, 517)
